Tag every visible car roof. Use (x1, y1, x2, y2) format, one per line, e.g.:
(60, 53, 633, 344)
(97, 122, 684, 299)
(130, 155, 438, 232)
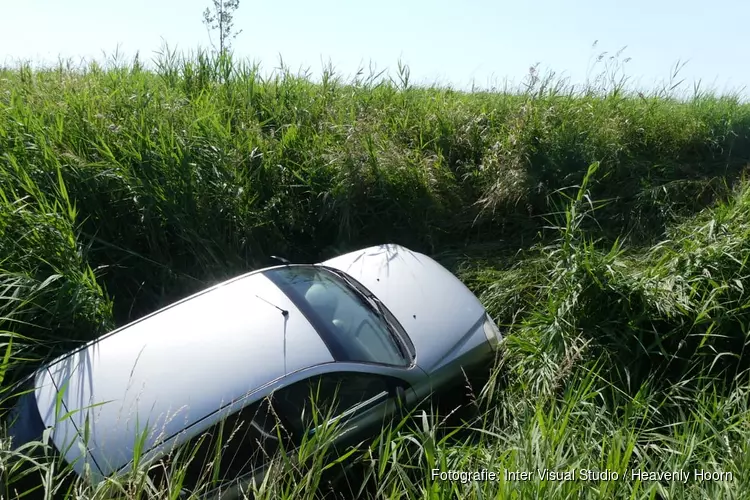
(33, 268, 335, 478)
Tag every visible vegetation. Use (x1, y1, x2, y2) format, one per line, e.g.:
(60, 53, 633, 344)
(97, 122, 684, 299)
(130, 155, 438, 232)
(202, 0, 243, 56)
(1, 50, 750, 498)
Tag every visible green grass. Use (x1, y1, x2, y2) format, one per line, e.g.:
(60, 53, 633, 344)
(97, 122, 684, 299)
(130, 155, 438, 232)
(2, 49, 750, 499)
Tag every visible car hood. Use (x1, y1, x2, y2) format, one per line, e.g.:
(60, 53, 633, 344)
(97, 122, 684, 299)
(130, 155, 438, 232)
(322, 244, 487, 372)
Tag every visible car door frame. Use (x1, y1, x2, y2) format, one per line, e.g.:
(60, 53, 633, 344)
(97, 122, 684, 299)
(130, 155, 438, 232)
(297, 362, 420, 451)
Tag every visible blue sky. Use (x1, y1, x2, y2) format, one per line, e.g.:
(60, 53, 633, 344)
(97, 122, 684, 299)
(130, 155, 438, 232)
(2, 0, 747, 94)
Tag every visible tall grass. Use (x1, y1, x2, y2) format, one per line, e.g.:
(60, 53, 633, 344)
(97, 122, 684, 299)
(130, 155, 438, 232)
(2, 50, 750, 328)
(1, 49, 750, 498)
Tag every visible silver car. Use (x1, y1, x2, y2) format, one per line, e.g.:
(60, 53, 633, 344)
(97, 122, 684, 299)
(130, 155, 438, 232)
(7, 244, 502, 497)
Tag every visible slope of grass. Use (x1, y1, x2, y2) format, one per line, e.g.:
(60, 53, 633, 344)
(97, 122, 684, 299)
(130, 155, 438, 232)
(2, 52, 749, 331)
(2, 51, 750, 499)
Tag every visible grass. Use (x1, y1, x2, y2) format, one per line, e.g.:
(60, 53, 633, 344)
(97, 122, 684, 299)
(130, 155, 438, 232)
(2, 48, 750, 498)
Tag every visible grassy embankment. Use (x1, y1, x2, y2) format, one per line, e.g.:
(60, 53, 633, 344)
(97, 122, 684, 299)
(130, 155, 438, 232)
(1, 51, 750, 498)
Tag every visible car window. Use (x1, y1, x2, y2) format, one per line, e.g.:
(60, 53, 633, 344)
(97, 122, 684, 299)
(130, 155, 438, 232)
(154, 397, 287, 492)
(265, 266, 408, 366)
(272, 372, 393, 442)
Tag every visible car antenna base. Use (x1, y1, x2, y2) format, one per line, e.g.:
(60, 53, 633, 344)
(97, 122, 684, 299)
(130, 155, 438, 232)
(270, 255, 292, 265)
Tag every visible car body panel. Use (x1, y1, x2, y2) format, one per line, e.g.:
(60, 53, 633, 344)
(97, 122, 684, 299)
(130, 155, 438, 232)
(201, 363, 420, 500)
(414, 317, 496, 400)
(118, 360, 425, 471)
(33, 272, 333, 478)
(321, 244, 489, 374)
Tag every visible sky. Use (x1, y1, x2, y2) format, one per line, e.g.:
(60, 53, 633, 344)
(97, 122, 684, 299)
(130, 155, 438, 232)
(1, 0, 748, 95)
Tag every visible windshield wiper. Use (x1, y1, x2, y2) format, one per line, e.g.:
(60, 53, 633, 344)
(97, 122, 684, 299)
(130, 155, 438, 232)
(366, 296, 409, 358)
(323, 267, 408, 359)
(324, 268, 382, 313)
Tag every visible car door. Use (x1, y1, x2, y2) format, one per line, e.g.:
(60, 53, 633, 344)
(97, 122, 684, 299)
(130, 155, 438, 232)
(273, 371, 410, 455)
(191, 369, 415, 500)
(149, 396, 284, 497)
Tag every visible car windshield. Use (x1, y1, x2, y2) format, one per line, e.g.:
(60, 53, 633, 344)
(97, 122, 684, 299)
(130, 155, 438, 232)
(265, 266, 409, 366)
